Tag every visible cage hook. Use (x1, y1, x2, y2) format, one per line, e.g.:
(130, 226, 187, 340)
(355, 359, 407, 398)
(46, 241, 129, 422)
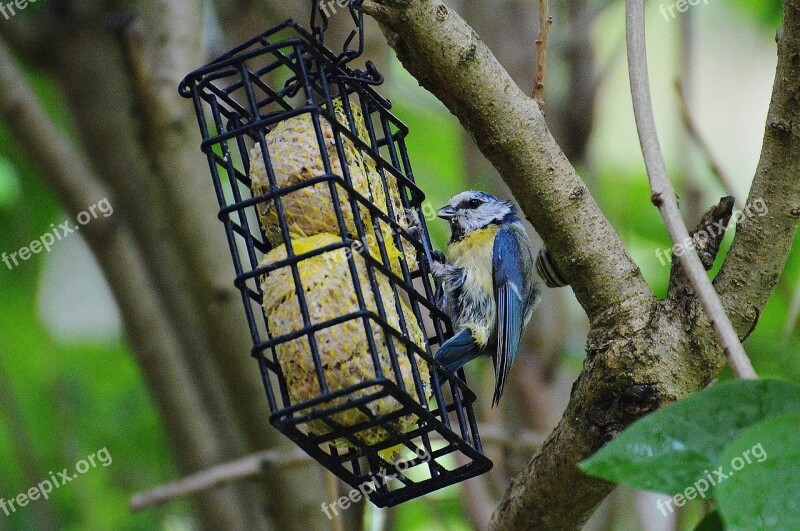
(336, 0, 366, 66)
(310, 0, 369, 68)
(335, 60, 384, 86)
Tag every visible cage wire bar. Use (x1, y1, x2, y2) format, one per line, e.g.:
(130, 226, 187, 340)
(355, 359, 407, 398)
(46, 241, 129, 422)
(178, 12, 492, 507)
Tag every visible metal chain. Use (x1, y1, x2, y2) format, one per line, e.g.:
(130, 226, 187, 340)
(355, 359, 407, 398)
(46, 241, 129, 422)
(309, 0, 381, 85)
(337, 0, 365, 66)
(310, 0, 329, 45)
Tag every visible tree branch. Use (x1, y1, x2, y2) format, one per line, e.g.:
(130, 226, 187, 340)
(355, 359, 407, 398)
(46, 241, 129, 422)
(532, 0, 552, 107)
(625, 0, 756, 380)
(667, 196, 735, 297)
(363, 0, 654, 328)
(130, 424, 542, 511)
(359, 1, 800, 529)
(131, 448, 311, 511)
(715, 1, 800, 337)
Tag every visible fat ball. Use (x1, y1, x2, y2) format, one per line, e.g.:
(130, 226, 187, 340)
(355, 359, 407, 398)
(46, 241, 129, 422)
(249, 99, 415, 274)
(260, 233, 430, 447)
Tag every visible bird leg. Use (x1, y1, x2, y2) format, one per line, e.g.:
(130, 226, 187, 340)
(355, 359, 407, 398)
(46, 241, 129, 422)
(430, 260, 464, 312)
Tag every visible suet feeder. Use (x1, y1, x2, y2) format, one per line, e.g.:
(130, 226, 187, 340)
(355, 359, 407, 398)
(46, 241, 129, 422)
(179, 0, 492, 507)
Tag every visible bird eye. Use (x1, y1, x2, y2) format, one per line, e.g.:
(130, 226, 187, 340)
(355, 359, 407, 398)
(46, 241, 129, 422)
(468, 199, 482, 209)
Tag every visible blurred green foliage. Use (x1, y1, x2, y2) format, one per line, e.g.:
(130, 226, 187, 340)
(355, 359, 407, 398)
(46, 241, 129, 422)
(731, 0, 783, 26)
(0, 68, 188, 529)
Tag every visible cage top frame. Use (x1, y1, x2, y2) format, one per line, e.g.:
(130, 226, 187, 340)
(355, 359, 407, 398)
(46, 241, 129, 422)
(180, 19, 391, 107)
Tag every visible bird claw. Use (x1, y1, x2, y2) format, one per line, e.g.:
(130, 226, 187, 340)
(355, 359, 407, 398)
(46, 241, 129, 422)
(428, 252, 449, 310)
(433, 285, 445, 310)
(430, 259, 447, 279)
(402, 208, 422, 238)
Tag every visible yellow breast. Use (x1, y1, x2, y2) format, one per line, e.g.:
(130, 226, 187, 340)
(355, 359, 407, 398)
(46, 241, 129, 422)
(444, 226, 499, 346)
(447, 225, 500, 276)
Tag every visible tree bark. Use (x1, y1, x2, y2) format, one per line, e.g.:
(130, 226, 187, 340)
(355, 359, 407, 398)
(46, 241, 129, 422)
(362, 0, 800, 528)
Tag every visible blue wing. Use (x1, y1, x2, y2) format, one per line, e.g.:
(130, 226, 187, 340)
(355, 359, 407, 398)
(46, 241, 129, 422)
(492, 227, 526, 406)
(435, 328, 483, 373)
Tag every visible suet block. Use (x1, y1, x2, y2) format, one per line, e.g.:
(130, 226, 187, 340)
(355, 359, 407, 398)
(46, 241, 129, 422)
(260, 233, 430, 447)
(250, 100, 415, 274)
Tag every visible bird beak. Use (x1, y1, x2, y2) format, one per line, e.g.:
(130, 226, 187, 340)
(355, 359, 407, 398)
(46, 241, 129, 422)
(437, 206, 456, 220)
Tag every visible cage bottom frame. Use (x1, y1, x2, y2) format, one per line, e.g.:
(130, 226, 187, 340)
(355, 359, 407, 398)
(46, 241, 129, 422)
(261, 360, 494, 507)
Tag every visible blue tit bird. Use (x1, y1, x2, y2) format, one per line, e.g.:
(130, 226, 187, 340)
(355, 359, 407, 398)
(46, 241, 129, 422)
(431, 191, 541, 406)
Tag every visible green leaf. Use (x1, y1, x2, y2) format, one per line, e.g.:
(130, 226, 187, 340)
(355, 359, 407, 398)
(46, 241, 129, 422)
(717, 413, 800, 530)
(695, 510, 726, 531)
(580, 380, 800, 496)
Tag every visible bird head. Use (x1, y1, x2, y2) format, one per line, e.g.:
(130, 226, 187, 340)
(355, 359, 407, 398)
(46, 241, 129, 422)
(437, 191, 517, 242)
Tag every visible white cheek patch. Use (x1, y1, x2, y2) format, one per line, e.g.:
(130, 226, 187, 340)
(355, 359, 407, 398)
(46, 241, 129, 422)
(465, 211, 483, 232)
(452, 201, 512, 236)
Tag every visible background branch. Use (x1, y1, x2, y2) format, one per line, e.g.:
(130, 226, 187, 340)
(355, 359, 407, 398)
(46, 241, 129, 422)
(131, 448, 310, 511)
(676, 80, 738, 198)
(129, 2, 330, 526)
(532, 0, 553, 106)
(132, 0, 271, 450)
(0, 34, 261, 529)
(131, 424, 543, 511)
(625, 0, 756, 380)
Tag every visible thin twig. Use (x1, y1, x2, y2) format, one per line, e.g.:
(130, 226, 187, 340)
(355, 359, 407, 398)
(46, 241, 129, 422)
(675, 80, 739, 197)
(133, 0, 278, 455)
(131, 448, 311, 511)
(129, 425, 543, 512)
(625, 0, 757, 380)
(532, 0, 553, 106)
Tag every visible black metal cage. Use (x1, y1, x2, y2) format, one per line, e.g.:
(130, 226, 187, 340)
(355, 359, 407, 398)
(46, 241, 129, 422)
(179, 18, 492, 507)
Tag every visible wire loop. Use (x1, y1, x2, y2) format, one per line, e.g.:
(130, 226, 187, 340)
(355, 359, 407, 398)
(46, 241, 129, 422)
(310, 0, 376, 85)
